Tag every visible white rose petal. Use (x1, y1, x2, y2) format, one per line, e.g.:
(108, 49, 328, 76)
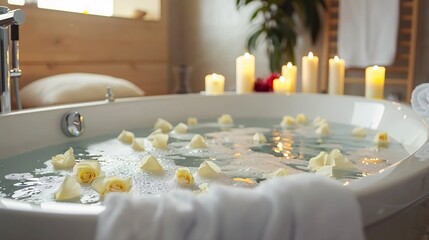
(308, 149, 355, 175)
(55, 175, 81, 201)
(316, 166, 334, 177)
(313, 116, 327, 127)
(147, 129, 162, 140)
(328, 149, 355, 169)
(253, 133, 267, 144)
(140, 155, 164, 174)
(187, 134, 208, 148)
(198, 160, 221, 178)
(316, 123, 331, 137)
(308, 151, 329, 171)
(131, 138, 145, 152)
(263, 168, 288, 179)
(296, 113, 308, 124)
(117, 130, 135, 144)
(51, 147, 76, 170)
(198, 183, 209, 193)
(352, 127, 367, 138)
(280, 115, 295, 128)
(218, 114, 234, 125)
(154, 118, 173, 133)
(152, 134, 169, 149)
(173, 123, 188, 134)
(187, 117, 198, 126)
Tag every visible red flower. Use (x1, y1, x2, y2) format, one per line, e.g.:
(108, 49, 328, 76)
(254, 78, 269, 92)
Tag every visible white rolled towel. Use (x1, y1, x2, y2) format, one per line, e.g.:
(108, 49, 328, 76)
(411, 83, 429, 119)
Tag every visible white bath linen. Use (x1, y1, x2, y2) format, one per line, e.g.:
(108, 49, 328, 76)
(95, 174, 364, 240)
(411, 83, 429, 119)
(338, 0, 400, 68)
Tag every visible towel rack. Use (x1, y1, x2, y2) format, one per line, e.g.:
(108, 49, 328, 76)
(321, 0, 419, 102)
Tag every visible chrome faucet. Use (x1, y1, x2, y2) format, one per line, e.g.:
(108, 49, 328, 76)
(0, 6, 25, 114)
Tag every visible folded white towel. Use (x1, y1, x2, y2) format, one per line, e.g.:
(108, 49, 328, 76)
(411, 83, 429, 119)
(95, 174, 364, 240)
(338, 0, 400, 68)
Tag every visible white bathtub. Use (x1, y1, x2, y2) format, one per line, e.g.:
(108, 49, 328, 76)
(1, 93, 428, 239)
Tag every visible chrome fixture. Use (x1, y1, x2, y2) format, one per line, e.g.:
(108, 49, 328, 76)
(0, 6, 25, 114)
(105, 87, 115, 102)
(61, 111, 85, 137)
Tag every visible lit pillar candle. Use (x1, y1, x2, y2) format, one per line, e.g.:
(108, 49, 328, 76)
(273, 76, 292, 94)
(365, 65, 385, 99)
(281, 62, 297, 93)
(328, 56, 345, 95)
(205, 73, 225, 95)
(302, 52, 319, 93)
(236, 53, 255, 94)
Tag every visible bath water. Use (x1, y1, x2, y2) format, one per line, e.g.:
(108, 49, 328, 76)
(0, 117, 409, 204)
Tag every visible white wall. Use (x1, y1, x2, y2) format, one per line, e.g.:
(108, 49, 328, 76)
(168, 0, 325, 93)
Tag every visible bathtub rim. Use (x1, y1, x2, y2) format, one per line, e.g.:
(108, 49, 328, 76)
(0, 93, 429, 227)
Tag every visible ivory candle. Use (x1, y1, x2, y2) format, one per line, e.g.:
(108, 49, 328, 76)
(273, 76, 292, 94)
(205, 73, 225, 95)
(236, 53, 255, 94)
(328, 56, 345, 95)
(281, 62, 297, 93)
(302, 52, 319, 93)
(365, 65, 385, 99)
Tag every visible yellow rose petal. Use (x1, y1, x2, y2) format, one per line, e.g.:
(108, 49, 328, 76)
(73, 160, 102, 184)
(175, 167, 194, 187)
(92, 177, 132, 196)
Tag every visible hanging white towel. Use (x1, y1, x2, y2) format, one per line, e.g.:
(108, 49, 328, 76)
(95, 174, 364, 240)
(338, 0, 400, 68)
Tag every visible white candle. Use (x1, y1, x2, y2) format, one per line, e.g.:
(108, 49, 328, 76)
(236, 53, 255, 94)
(273, 76, 292, 94)
(328, 56, 345, 95)
(281, 62, 297, 93)
(302, 52, 319, 93)
(365, 65, 385, 99)
(205, 73, 225, 95)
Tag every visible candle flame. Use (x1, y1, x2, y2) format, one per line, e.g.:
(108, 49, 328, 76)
(334, 55, 339, 61)
(373, 65, 379, 70)
(279, 76, 285, 82)
(308, 52, 314, 58)
(244, 52, 251, 58)
(211, 73, 218, 78)
(287, 62, 293, 68)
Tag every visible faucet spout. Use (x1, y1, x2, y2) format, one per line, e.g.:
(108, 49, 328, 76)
(0, 9, 25, 27)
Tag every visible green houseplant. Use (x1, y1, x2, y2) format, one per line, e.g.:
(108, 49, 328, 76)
(236, 0, 326, 73)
